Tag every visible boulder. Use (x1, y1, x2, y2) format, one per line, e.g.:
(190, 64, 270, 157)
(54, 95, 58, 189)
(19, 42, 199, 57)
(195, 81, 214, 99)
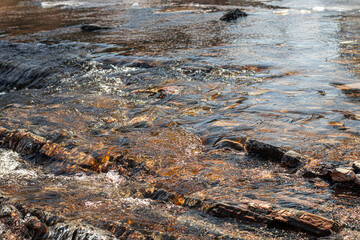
(220, 9, 247, 21)
(331, 168, 356, 182)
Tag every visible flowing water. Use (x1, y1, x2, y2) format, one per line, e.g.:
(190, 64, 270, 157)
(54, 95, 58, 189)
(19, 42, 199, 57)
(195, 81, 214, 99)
(1, 0, 360, 239)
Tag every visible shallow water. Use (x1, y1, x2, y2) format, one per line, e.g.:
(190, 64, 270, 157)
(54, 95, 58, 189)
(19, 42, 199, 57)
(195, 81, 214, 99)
(0, 0, 360, 239)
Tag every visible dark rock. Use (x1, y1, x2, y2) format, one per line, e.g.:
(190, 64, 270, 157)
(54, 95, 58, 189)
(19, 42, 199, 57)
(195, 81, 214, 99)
(220, 9, 247, 21)
(151, 189, 174, 202)
(281, 150, 303, 168)
(81, 24, 109, 32)
(210, 202, 271, 223)
(245, 139, 286, 162)
(25, 216, 48, 238)
(353, 161, 360, 173)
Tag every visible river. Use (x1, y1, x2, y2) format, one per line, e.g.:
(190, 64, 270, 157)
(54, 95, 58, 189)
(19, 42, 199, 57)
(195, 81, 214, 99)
(0, 0, 360, 239)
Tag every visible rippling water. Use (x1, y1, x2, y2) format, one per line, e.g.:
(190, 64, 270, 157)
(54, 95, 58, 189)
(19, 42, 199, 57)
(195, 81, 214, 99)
(1, 0, 360, 239)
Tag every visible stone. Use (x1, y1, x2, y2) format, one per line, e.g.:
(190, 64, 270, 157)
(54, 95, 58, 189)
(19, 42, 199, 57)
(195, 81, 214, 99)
(268, 209, 339, 236)
(281, 150, 303, 168)
(211, 203, 271, 223)
(213, 136, 247, 151)
(220, 9, 247, 21)
(355, 174, 360, 185)
(353, 161, 360, 173)
(331, 168, 356, 182)
(245, 139, 286, 162)
(25, 216, 48, 238)
(81, 24, 109, 32)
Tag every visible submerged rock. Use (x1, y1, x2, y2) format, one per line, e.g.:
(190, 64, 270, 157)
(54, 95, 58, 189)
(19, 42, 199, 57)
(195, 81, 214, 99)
(281, 150, 303, 168)
(220, 9, 247, 21)
(245, 139, 286, 162)
(81, 24, 109, 32)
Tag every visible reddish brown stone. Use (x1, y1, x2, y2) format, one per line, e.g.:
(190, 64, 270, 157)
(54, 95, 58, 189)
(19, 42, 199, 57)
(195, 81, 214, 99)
(268, 209, 339, 236)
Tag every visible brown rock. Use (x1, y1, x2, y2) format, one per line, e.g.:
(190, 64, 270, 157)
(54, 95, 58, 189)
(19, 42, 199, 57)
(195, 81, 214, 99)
(268, 209, 338, 236)
(213, 137, 246, 151)
(331, 168, 356, 182)
(355, 174, 360, 185)
(209, 202, 271, 224)
(246, 200, 273, 214)
(25, 216, 48, 238)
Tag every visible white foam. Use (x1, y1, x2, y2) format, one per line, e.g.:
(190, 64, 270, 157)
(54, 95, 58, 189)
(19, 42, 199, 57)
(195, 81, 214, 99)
(121, 197, 151, 206)
(312, 6, 325, 12)
(0, 149, 37, 179)
(40, 1, 84, 9)
(0, 92, 6, 96)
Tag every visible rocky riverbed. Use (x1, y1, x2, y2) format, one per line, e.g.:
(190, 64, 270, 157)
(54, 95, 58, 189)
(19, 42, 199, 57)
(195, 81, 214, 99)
(1, 0, 360, 239)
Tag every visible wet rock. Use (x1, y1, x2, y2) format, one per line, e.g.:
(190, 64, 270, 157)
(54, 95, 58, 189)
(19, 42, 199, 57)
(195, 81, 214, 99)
(355, 174, 360, 185)
(20, 206, 63, 226)
(213, 136, 247, 151)
(40, 142, 98, 171)
(81, 24, 109, 32)
(281, 150, 303, 168)
(268, 209, 340, 236)
(220, 9, 247, 21)
(331, 168, 356, 182)
(301, 158, 333, 179)
(0, 204, 28, 238)
(245, 139, 286, 162)
(210, 202, 271, 223)
(353, 161, 360, 173)
(3, 130, 46, 155)
(25, 216, 48, 238)
(244, 200, 273, 215)
(317, 90, 326, 96)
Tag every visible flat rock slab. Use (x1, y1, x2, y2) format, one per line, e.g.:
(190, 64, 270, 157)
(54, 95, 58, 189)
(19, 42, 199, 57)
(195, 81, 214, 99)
(268, 209, 339, 236)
